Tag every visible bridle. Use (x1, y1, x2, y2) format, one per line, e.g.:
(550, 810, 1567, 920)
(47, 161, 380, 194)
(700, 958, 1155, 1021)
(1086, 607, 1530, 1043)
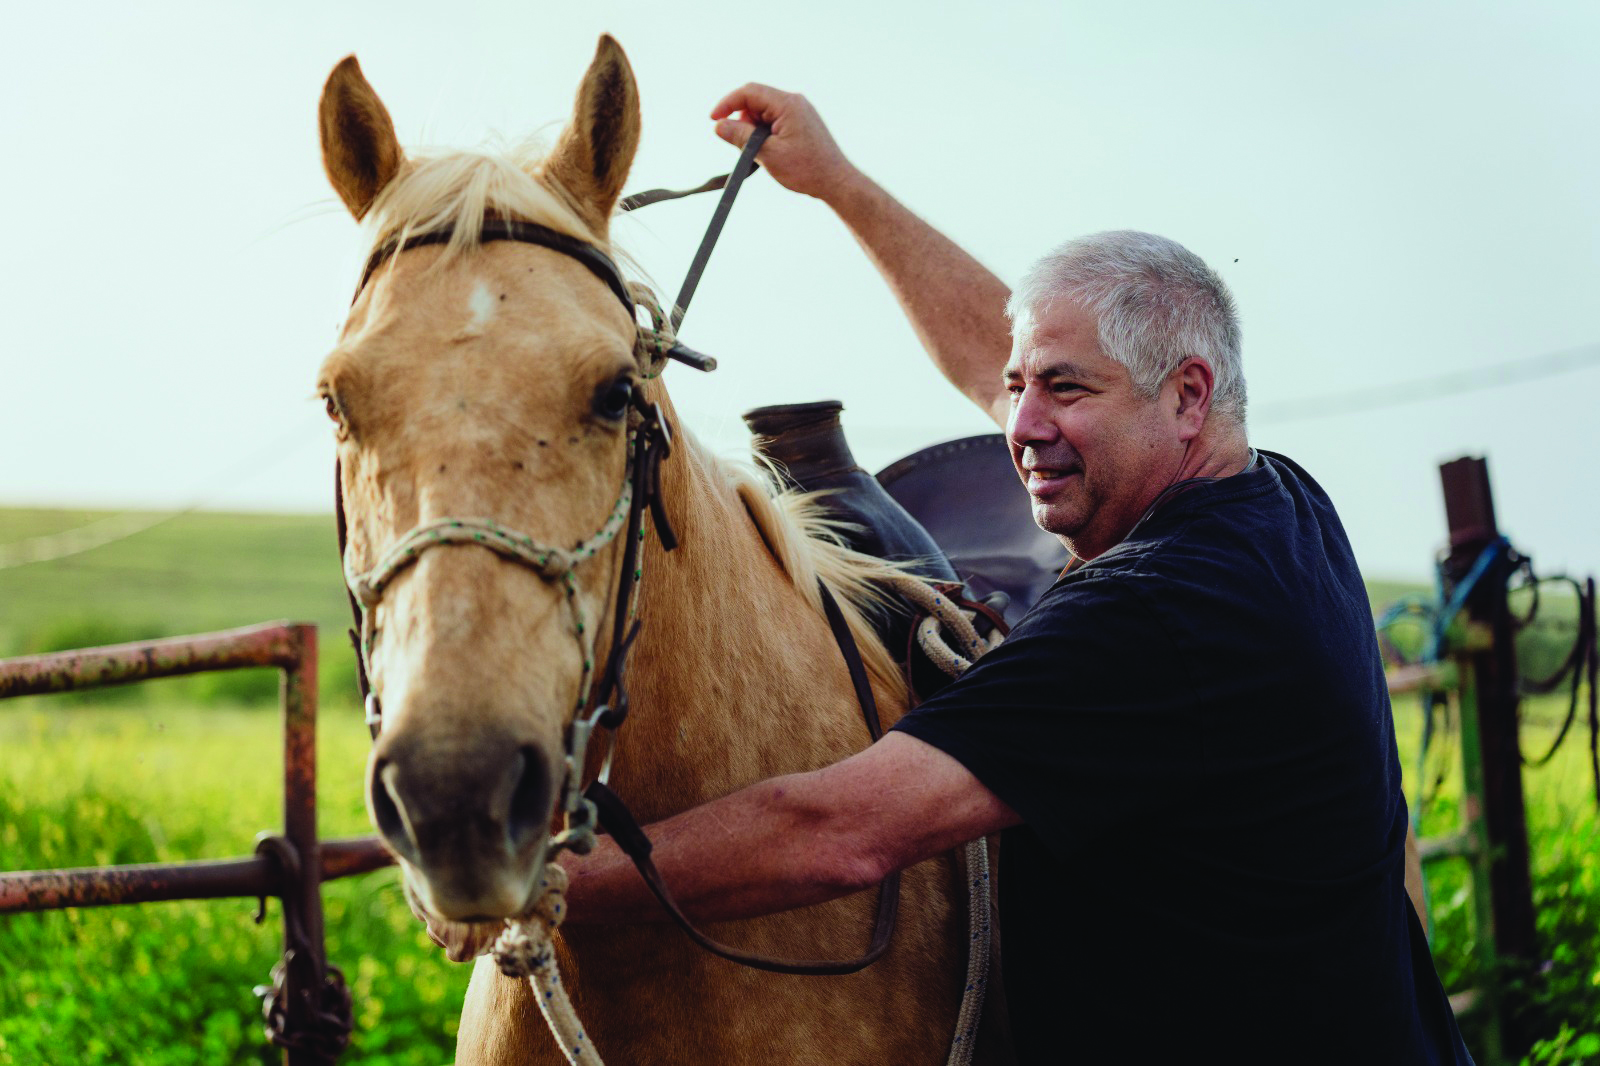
(334, 128, 903, 975)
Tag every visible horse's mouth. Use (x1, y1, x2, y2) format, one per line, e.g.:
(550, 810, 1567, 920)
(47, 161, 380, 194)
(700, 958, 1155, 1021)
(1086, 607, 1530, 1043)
(403, 870, 529, 962)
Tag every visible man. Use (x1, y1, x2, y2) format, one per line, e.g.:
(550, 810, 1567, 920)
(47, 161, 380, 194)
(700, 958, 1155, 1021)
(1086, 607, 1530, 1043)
(561, 85, 1472, 1063)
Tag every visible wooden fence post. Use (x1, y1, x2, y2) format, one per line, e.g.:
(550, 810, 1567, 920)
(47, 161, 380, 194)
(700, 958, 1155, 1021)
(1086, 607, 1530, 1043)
(1438, 456, 1537, 1051)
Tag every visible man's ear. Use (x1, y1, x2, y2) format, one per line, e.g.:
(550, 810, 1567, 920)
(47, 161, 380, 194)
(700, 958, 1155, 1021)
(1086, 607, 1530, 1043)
(1170, 357, 1215, 441)
(319, 56, 404, 221)
(542, 35, 640, 237)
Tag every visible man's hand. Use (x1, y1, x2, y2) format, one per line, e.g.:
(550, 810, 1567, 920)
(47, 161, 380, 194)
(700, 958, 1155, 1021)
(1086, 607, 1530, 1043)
(711, 84, 858, 202)
(711, 80, 1013, 422)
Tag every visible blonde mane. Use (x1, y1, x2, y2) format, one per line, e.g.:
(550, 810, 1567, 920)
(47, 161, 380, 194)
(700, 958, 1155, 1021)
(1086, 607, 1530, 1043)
(727, 459, 918, 711)
(360, 142, 919, 711)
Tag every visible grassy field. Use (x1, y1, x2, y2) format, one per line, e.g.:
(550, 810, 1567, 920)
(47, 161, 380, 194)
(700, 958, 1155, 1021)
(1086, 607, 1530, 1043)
(0, 508, 466, 1065)
(1393, 696, 1600, 1064)
(0, 509, 353, 654)
(0, 702, 469, 1066)
(1, 507, 1596, 1064)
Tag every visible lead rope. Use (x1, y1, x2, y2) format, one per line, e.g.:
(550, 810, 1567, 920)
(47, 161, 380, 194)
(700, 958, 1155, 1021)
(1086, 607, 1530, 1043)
(490, 867, 594, 1063)
(887, 575, 1003, 1066)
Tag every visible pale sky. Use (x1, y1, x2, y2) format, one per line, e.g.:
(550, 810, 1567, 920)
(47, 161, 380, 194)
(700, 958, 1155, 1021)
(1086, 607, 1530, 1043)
(1, 1, 1595, 582)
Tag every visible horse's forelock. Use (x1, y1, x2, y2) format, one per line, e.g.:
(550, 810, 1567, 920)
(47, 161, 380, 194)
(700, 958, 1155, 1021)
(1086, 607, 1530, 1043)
(361, 143, 602, 275)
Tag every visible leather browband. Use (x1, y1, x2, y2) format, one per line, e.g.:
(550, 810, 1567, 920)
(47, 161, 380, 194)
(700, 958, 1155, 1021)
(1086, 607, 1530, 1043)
(355, 219, 635, 313)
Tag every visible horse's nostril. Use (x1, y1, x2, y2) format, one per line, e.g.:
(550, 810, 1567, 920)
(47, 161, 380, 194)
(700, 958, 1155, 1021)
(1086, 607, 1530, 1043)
(506, 746, 552, 851)
(371, 758, 421, 865)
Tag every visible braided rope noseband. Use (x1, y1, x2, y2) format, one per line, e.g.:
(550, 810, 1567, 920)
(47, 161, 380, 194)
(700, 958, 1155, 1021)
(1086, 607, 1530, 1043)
(345, 470, 635, 718)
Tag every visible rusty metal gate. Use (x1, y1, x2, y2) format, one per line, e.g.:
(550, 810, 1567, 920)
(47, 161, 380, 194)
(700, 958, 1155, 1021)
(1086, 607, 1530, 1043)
(0, 622, 392, 1065)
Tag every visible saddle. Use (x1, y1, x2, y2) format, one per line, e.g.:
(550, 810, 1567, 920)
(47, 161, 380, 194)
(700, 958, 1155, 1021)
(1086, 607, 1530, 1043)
(744, 401, 1069, 702)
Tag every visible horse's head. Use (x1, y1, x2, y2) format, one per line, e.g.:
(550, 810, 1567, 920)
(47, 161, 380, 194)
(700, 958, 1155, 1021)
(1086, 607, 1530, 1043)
(316, 38, 645, 923)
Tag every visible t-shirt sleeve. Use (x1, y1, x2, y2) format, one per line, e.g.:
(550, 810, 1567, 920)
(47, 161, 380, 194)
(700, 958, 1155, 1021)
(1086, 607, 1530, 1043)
(892, 572, 1204, 860)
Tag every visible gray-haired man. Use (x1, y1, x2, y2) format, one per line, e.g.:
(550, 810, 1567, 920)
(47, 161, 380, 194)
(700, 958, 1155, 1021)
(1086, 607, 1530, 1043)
(560, 84, 1473, 1064)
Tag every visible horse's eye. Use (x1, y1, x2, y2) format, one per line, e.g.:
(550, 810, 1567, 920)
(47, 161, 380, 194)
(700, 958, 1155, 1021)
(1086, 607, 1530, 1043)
(596, 378, 633, 421)
(324, 394, 341, 423)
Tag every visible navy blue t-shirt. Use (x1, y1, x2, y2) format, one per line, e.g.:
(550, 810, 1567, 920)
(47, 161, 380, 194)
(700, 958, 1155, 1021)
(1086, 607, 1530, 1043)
(894, 452, 1472, 1064)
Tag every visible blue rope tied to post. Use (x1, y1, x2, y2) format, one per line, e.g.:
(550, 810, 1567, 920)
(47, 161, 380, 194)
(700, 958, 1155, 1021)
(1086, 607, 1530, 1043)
(1375, 536, 1512, 817)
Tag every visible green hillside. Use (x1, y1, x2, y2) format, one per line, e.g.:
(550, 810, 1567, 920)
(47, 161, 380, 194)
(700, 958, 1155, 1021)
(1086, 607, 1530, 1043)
(0, 508, 351, 654)
(0, 508, 465, 1064)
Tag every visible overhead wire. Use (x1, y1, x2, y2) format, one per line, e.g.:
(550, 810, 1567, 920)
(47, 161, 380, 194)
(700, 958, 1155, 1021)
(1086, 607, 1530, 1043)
(0, 410, 327, 571)
(1254, 342, 1600, 425)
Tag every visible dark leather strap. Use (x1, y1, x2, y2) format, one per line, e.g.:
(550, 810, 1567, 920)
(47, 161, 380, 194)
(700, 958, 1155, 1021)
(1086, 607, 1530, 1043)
(584, 578, 900, 976)
(618, 169, 753, 213)
(357, 219, 634, 313)
(334, 460, 376, 737)
(590, 393, 673, 723)
(586, 782, 901, 976)
(817, 582, 883, 741)
(668, 125, 769, 332)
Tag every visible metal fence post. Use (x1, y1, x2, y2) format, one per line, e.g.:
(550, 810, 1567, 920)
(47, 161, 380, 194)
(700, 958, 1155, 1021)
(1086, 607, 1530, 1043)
(1451, 624, 1506, 1061)
(279, 623, 334, 1066)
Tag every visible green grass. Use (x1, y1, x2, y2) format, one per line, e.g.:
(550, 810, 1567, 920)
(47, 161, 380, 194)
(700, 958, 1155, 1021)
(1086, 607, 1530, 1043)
(0, 507, 363, 717)
(1, 508, 1596, 1064)
(0, 700, 472, 1066)
(1366, 575, 1432, 610)
(1393, 692, 1600, 1065)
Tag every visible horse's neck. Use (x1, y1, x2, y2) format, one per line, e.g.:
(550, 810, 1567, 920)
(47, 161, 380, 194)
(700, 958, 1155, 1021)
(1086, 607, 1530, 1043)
(608, 402, 875, 819)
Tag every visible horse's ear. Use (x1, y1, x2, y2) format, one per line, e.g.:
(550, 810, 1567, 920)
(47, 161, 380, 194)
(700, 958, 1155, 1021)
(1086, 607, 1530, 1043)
(543, 35, 640, 235)
(319, 56, 404, 221)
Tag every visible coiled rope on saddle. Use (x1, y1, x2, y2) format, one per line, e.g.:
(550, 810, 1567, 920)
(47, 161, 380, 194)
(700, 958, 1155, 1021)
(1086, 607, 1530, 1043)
(888, 576, 1002, 1066)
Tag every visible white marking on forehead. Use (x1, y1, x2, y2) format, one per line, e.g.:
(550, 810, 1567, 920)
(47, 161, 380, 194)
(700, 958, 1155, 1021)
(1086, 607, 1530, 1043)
(456, 281, 497, 339)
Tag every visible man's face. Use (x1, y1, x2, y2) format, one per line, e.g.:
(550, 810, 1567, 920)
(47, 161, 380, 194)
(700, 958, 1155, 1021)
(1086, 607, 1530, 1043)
(1004, 299, 1187, 560)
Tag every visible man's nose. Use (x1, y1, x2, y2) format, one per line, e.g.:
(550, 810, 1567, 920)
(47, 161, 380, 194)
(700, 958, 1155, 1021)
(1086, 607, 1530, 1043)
(1007, 387, 1059, 450)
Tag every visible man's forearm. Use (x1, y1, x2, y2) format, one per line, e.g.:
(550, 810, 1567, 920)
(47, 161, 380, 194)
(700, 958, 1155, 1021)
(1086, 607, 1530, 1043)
(561, 770, 876, 926)
(825, 170, 1013, 424)
(558, 733, 1016, 928)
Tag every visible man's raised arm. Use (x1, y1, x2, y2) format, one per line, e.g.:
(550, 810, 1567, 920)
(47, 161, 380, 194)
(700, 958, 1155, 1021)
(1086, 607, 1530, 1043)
(712, 84, 1012, 426)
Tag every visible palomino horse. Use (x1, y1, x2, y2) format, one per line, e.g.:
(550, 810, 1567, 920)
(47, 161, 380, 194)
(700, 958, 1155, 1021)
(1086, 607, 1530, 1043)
(317, 36, 993, 1065)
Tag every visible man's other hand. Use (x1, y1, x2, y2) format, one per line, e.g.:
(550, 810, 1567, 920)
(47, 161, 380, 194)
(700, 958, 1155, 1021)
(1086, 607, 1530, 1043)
(711, 84, 857, 201)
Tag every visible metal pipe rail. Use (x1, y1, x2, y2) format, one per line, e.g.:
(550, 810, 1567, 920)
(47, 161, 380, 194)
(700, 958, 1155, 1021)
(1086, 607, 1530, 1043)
(0, 837, 392, 913)
(0, 622, 395, 1065)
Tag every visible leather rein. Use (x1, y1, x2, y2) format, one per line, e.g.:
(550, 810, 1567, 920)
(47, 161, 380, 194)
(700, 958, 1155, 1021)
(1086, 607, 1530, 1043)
(335, 128, 902, 975)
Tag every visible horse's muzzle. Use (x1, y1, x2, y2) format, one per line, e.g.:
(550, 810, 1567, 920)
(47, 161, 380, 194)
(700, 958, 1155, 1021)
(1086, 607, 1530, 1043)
(367, 726, 556, 921)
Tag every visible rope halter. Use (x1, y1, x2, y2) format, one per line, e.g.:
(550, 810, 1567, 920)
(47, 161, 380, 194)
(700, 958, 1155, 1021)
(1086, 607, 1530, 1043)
(344, 465, 636, 721)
